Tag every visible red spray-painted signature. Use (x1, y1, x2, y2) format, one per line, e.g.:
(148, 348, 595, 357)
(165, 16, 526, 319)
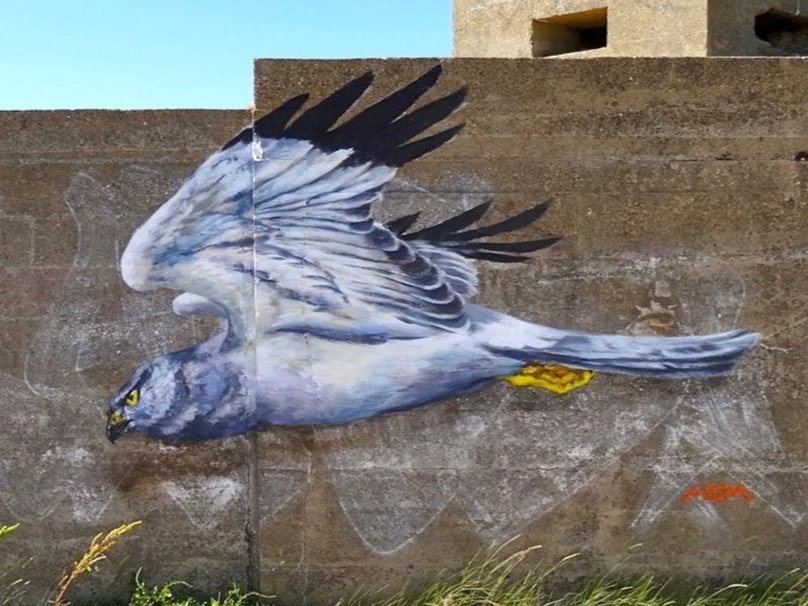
(681, 483, 755, 504)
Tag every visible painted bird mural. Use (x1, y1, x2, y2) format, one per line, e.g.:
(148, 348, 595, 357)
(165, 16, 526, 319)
(106, 66, 758, 442)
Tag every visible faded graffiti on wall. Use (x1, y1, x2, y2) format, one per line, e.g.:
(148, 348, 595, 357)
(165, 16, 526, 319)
(105, 67, 757, 444)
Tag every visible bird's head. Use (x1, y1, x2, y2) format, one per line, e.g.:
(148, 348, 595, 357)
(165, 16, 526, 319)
(106, 358, 179, 443)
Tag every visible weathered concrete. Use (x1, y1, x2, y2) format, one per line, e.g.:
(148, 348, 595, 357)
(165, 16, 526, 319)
(3, 57, 808, 603)
(255, 58, 808, 600)
(454, 0, 808, 57)
(0, 110, 252, 602)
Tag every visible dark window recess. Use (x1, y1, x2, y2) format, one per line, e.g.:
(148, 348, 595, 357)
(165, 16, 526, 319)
(532, 7, 608, 57)
(755, 9, 808, 55)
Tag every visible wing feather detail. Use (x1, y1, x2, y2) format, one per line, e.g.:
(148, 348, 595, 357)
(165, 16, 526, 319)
(121, 67, 473, 346)
(388, 200, 561, 296)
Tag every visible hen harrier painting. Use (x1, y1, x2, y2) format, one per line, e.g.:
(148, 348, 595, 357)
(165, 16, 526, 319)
(106, 66, 757, 442)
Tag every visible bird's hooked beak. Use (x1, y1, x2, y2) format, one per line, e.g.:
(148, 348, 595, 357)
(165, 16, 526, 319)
(106, 409, 131, 444)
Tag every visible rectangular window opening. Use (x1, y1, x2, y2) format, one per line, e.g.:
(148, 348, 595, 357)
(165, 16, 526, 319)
(755, 8, 808, 55)
(532, 7, 608, 57)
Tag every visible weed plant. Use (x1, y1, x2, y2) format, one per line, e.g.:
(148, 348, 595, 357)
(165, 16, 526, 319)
(0, 523, 28, 605)
(53, 521, 142, 606)
(128, 574, 260, 606)
(4, 520, 808, 605)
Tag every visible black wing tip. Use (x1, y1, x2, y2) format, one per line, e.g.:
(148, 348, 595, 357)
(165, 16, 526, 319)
(423, 64, 443, 80)
(354, 70, 376, 86)
(399, 200, 562, 263)
(285, 72, 375, 141)
(407, 64, 443, 91)
(402, 200, 491, 242)
(222, 128, 252, 151)
(386, 212, 422, 236)
(222, 93, 313, 150)
(460, 236, 562, 254)
(381, 124, 464, 167)
(235, 65, 462, 167)
(464, 251, 530, 263)
(450, 86, 469, 104)
(253, 93, 311, 139)
(450, 199, 553, 242)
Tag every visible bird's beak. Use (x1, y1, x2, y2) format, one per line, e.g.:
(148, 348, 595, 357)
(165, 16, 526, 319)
(106, 410, 131, 444)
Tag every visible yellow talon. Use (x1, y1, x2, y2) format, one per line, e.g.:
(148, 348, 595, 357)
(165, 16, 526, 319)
(501, 364, 594, 394)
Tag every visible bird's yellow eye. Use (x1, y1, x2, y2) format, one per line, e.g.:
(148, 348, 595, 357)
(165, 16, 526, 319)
(125, 389, 139, 407)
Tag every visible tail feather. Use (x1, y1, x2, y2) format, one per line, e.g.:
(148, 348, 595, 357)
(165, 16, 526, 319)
(486, 323, 758, 379)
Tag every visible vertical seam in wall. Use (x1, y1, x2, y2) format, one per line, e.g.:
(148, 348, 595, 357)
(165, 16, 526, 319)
(245, 96, 262, 593)
(246, 430, 262, 592)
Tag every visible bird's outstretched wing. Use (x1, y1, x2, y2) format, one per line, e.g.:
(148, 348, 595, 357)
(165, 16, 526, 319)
(387, 201, 561, 298)
(121, 67, 557, 348)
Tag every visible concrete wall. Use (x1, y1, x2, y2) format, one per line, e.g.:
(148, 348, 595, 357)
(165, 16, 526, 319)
(0, 110, 253, 602)
(3, 58, 808, 603)
(454, 0, 805, 57)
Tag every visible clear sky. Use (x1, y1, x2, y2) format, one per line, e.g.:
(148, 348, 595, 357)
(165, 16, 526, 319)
(0, 0, 451, 110)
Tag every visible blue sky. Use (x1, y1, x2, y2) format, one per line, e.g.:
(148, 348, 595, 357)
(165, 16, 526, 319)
(0, 1, 451, 109)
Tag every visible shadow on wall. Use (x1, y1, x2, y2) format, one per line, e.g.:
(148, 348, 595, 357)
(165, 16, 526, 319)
(755, 9, 808, 54)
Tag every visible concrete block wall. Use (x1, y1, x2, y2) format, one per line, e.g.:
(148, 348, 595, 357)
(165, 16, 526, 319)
(454, 0, 808, 57)
(3, 58, 808, 603)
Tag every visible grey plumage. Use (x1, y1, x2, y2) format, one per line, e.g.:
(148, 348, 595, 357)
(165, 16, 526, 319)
(105, 67, 758, 443)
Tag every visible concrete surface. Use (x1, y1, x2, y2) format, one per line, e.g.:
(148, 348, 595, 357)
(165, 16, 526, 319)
(0, 110, 252, 603)
(252, 58, 808, 602)
(3, 57, 808, 603)
(454, 0, 807, 57)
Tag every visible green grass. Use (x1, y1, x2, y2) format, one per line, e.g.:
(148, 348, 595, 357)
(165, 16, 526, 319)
(122, 566, 808, 606)
(330, 551, 808, 606)
(127, 575, 261, 606)
(6, 522, 808, 605)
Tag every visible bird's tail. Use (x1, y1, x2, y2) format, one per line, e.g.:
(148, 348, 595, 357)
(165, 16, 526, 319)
(483, 316, 759, 379)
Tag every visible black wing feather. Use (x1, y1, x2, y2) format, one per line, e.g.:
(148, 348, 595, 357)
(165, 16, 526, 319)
(464, 252, 530, 263)
(243, 65, 465, 168)
(382, 125, 464, 167)
(231, 70, 552, 269)
(393, 200, 560, 265)
(285, 72, 374, 141)
(223, 94, 310, 149)
(386, 212, 421, 235)
(456, 237, 561, 254)
(325, 66, 442, 146)
(252, 94, 311, 140)
(373, 89, 468, 153)
(450, 202, 552, 242)
(403, 202, 492, 241)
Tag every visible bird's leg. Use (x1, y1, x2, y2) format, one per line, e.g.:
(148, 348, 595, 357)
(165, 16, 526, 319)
(500, 364, 594, 394)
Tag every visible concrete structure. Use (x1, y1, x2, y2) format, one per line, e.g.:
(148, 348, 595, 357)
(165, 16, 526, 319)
(4, 57, 808, 603)
(454, 0, 808, 57)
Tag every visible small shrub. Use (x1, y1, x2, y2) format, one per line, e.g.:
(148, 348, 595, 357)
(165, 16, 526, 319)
(129, 572, 265, 606)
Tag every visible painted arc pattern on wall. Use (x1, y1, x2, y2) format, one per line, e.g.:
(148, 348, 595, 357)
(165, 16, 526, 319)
(4, 59, 808, 602)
